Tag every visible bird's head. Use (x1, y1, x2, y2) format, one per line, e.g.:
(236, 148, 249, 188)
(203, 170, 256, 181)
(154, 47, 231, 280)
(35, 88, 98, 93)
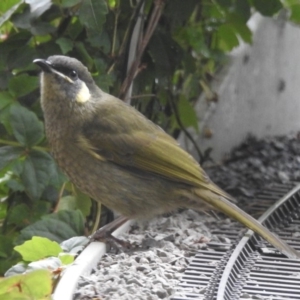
(34, 55, 99, 119)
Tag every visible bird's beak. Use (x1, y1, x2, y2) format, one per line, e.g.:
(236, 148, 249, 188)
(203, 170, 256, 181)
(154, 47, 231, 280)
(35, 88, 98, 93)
(33, 59, 53, 73)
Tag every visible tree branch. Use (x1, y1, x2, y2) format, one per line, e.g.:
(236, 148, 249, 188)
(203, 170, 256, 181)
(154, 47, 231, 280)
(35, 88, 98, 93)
(119, 0, 166, 101)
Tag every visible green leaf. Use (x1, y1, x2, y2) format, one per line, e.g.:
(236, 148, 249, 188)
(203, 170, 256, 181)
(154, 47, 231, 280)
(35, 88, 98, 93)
(59, 253, 75, 265)
(164, 0, 200, 29)
(31, 201, 51, 222)
(0, 235, 14, 259)
(176, 25, 210, 57)
(0, 0, 21, 11)
(57, 192, 91, 217)
(61, 0, 81, 7)
(6, 179, 25, 192)
(0, 1, 22, 27)
(7, 204, 31, 227)
(21, 151, 55, 200)
(217, 24, 240, 51)
(289, 4, 300, 23)
(14, 236, 62, 262)
(10, 105, 44, 147)
(0, 146, 22, 171)
(0, 202, 7, 221)
(94, 57, 108, 74)
(78, 0, 108, 32)
(228, 13, 252, 44)
(182, 74, 200, 99)
(7, 45, 36, 70)
(87, 29, 111, 54)
(251, 0, 283, 16)
(74, 41, 94, 69)
(56, 37, 73, 54)
(0, 71, 12, 90)
(235, 0, 251, 21)
(108, 0, 118, 9)
(0, 269, 52, 299)
(74, 190, 92, 217)
(12, 7, 55, 35)
(12, 7, 31, 29)
(8, 74, 39, 98)
(48, 164, 67, 189)
(67, 18, 83, 40)
(17, 210, 85, 244)
(7, 201, 50, 228)
(57, 195, 77, 211)
(0, 92, 14, 110)
(30, 22, 55, 36)
(0, 32, 31, 70)
(216, 0, 231, 7)
(93, 73, 114, 92)
(11, 157, 24, 175)
(0, 103, 15, 134)
(177, 96, 198, 132)
(148, 32, 182, 84)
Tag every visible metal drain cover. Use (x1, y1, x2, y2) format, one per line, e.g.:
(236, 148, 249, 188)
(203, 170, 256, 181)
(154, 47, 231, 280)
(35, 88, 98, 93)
(172, 182, 300, 300)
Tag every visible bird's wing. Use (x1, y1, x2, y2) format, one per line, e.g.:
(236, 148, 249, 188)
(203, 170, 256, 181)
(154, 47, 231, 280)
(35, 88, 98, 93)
(79, 129, 206, 186)
(78, 104, 229, 199)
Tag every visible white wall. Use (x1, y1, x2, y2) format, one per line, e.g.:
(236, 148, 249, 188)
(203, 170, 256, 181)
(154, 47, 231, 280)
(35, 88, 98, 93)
(179, 13, 300, 162)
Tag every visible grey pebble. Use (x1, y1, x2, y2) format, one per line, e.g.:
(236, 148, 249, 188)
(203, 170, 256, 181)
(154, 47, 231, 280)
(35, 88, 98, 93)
(139, 257, 149, 264)
(126, 278, 143, 286)
(155, 288, 168, 298)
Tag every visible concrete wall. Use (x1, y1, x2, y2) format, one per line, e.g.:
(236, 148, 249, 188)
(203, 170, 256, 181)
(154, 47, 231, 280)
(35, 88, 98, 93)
(179, 13, 300, 162)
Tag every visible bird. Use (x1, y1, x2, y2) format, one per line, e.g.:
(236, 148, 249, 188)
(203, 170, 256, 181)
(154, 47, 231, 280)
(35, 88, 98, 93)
(33, 55, 300, 259)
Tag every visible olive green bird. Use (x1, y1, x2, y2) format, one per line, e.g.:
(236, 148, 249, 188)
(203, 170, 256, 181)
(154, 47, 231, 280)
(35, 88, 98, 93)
(34, 55, 300, 259)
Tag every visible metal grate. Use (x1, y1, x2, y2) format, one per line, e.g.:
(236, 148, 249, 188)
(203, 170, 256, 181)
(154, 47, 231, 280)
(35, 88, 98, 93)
(172, 250, 228, 300)
(171, 182, 300, 300)
(223, 184, 300, 300)
(241, 256, 300, 299)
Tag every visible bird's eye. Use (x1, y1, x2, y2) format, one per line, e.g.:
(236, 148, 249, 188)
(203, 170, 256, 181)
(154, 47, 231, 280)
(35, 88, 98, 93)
(69, 70, 78, 80)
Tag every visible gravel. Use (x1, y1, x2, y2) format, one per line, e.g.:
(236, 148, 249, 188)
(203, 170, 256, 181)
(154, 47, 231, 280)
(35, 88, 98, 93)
(206, 134, 300, 207)
(74, 133, 300, 300)
(74, 210, 221, 300)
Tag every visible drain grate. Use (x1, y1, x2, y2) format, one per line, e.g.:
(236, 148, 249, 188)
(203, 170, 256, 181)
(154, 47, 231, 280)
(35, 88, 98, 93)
(241, 256, 300, 299)
(172, 182, 300, 300)
(172, 250, 229, 300)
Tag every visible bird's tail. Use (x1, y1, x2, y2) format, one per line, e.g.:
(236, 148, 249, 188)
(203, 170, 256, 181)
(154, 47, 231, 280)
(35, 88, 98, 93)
(194, 189, 300, 260)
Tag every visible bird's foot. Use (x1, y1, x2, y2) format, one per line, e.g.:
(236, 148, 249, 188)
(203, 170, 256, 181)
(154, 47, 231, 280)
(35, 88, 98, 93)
(89, 216, 132, 251)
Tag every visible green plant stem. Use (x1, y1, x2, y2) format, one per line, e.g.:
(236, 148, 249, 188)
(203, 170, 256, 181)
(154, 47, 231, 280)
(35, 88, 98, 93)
(130, 93, 157, 99)
(0, 139, 49, 152)
(167, 96, 204, 163)
(119, 0, 166, 100)
(111, 9, 120, 57)
(107, 0, 146, 75)
(91, 201, 102, 234)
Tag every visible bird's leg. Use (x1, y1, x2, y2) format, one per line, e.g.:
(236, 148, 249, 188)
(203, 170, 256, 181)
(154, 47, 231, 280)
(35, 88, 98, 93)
(208, 210, 220, 220)
(90, 215, 131, 249)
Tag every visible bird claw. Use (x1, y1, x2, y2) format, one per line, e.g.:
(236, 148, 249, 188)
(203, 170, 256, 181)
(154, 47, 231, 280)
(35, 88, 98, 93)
(87, 216, 133, 252)
(90, 229, 132, 251)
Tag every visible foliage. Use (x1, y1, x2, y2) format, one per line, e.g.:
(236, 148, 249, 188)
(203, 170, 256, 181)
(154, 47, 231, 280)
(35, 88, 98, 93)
(0, 269, 52, 300)
(0, 0, 300, 282)
(0, 235, 88, 299)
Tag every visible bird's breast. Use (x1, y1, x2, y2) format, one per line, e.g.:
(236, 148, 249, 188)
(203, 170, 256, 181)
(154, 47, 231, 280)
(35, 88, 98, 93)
(47, 132, 195, 219)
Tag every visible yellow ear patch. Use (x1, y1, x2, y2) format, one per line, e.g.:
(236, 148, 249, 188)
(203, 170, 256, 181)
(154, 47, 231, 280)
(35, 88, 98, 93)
(76, 82, 91, 103)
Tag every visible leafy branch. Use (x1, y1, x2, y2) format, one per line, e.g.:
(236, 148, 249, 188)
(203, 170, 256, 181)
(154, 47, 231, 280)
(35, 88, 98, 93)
(119, 0, 166, 100)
